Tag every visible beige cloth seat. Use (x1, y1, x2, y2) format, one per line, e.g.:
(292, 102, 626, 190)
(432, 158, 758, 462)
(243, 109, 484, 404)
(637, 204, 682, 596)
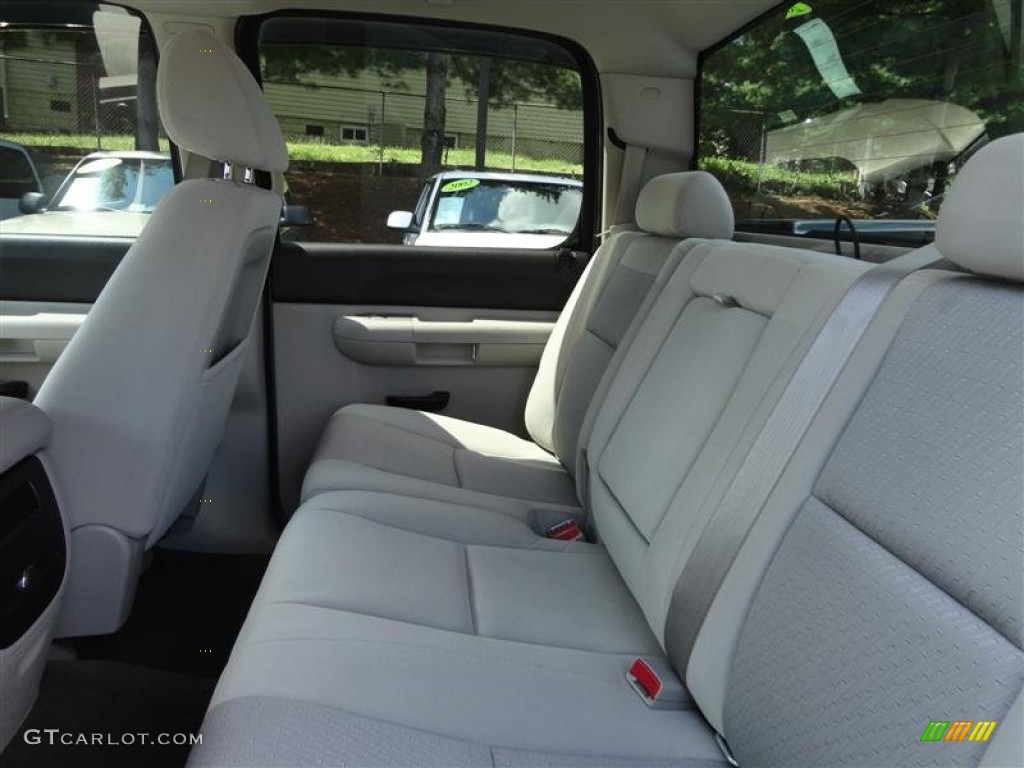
(33, 30, 288, 637)
(301, 173, 735, 521)
(189, 136, 1024, 768)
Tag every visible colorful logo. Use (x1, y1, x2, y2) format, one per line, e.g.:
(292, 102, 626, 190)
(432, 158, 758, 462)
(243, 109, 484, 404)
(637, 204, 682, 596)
(921, 721, 998, 743)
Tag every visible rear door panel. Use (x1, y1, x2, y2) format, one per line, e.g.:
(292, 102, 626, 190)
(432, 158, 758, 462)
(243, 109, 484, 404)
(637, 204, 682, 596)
(268, 241, 583, 509)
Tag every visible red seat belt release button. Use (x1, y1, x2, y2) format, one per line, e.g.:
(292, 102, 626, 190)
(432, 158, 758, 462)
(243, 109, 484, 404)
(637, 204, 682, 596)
(546, 519, 584, 541)
(627, 658, 692, 710)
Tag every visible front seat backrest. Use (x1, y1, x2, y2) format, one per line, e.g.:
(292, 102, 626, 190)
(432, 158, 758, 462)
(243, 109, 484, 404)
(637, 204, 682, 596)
(35, 30, 288, 637)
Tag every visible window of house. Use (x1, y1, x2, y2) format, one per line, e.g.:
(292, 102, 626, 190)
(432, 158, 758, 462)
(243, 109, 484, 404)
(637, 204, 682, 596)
(252, 16, 591, 249)
(698, 0, 1023, 247)
(340, 125, 368, 143)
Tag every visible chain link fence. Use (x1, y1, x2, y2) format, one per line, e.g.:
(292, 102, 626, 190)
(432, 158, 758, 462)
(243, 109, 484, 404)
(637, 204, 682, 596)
(0, 51, 164, 190)
(264, 80, 584, 176)
(0, 53, 145, 146)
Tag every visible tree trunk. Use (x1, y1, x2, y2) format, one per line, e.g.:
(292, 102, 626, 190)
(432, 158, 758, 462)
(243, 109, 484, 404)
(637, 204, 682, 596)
(421, 53, 448, 179)
(1012, 0, 1022, 86)
(475, 57, 492, 170)
(134, 36, 159, 151)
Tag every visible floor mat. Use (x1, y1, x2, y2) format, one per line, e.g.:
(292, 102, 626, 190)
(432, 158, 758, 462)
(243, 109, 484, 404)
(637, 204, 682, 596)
(76, 549, 269, 678)
(0, 660, 214, 768)
(1, 550, 269, 768)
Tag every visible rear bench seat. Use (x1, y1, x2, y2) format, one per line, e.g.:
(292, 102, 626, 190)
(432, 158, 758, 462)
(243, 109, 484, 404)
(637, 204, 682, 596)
(190, 135, 1023, 767)
(300, 172, 735, 523)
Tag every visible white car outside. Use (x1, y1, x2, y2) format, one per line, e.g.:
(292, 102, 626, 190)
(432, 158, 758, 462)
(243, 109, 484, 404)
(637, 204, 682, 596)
(388, 171, 583, 249)
(0, 150, 173, 238)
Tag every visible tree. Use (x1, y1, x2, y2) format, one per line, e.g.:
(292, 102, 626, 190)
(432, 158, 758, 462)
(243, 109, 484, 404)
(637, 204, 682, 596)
(421, 53, 449, 178)
(134, 35, 159, 151)
(699, 0, 1024, 163)
(473, 58, 492, 170)
(262, 43, 582, 176)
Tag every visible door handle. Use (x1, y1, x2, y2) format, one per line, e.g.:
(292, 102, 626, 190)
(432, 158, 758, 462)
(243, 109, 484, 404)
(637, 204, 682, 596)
(385, 391, 450, 412)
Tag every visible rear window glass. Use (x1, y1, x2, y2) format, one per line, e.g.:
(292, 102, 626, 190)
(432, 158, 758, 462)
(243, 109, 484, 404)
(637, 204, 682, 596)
(698, 0, 1023, 246)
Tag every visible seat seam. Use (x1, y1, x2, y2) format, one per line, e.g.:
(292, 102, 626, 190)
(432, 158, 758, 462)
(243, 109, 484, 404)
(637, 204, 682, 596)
(205, 694, 690, 761)
(464, 545, 479, 635)
(297, 505, 607, 557)
(258, 596, 473, 636)
(237, 613, 648, 682)
(453, 448, 465, 488)
(813, 493, 1023, 651)
(299, 502, 543, 547)
(303, 468, 581, 516)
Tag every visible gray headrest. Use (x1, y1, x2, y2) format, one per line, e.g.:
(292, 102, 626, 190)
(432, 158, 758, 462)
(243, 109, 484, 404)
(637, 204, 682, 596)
(157, 30, 288, 173)
(936, 133, 1024, 282)
(635, 171, 735, 240)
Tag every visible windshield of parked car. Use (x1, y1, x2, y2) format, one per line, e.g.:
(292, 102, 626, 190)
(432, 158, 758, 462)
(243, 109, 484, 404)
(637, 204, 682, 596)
(427, 178, 582, 235)
(54, 157, 173, 213)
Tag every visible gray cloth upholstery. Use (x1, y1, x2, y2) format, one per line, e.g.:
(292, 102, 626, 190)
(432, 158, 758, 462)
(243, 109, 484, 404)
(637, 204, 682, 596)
(158, 30, 288, 172)
(936, 134, 1024, 281)
(190, 134, 1024, 768)
(301, 174, 737, 513)
(725, 497, 1022, 768)
(35, 30, 286, 637)
(0, 397, 50, 475)
(192, 697, 724, 768)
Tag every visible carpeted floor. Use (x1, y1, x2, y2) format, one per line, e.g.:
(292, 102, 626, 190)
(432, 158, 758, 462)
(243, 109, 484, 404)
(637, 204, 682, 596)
(0, 661, 214, 768)
(75, 550, 269, 677)
(0, 550, 268, 768)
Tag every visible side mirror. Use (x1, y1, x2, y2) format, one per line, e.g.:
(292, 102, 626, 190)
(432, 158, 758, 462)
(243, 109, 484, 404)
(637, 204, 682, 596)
(280, 205, 313, 227)
(387, 210, 415, 231)
(19, 192, 48, 214)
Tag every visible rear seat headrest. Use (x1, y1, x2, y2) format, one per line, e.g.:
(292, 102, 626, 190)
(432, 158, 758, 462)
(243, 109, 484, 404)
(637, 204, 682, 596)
(936, 133, 1024, 282)
(157, 30, 288, 173)
(635, 171, 735, 240)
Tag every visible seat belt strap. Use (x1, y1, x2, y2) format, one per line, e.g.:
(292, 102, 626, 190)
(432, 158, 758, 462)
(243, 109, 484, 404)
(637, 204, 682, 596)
(613, 142, 649, 226)
(664, 246, 942, 671)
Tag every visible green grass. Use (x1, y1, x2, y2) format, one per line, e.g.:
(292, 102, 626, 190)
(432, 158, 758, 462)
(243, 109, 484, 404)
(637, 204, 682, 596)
(699, 156, 857, 199)
(284, 140, 582, 175)
(3, 133, 583, 175)
(3, 133, 173, 153)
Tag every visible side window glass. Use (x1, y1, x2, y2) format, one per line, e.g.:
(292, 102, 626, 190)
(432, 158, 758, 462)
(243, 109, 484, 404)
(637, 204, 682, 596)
(0, 144, 40, 218)
(258, 18, 587, 249)
(0, 6, 171, 236)
(698, 0, 1023, 247)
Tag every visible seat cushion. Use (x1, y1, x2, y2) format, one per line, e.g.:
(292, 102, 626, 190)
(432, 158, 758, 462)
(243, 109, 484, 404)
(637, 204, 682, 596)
(262, 494, 662, 656)
(302, 404, 580, 512)
(196, 601, 723, 766)
(188, 490, 723, 765)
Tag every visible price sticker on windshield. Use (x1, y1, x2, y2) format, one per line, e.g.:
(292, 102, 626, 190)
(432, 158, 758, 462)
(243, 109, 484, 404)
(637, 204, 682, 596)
(441, 178, 481, 193)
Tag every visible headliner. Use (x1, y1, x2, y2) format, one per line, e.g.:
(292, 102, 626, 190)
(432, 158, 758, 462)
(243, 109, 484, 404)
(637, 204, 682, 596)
(124, 0, 780, 76)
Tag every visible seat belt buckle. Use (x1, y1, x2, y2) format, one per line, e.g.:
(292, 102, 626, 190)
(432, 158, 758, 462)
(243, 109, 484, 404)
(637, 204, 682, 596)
(627, 658, 691, 710)
(545, 518, 584, 541)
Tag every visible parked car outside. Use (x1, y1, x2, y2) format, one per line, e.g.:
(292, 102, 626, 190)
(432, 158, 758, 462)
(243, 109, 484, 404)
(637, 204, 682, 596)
(387, 170, 583, 249)
(0, 140, 43, 221)
(0, 150, 173, 237)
